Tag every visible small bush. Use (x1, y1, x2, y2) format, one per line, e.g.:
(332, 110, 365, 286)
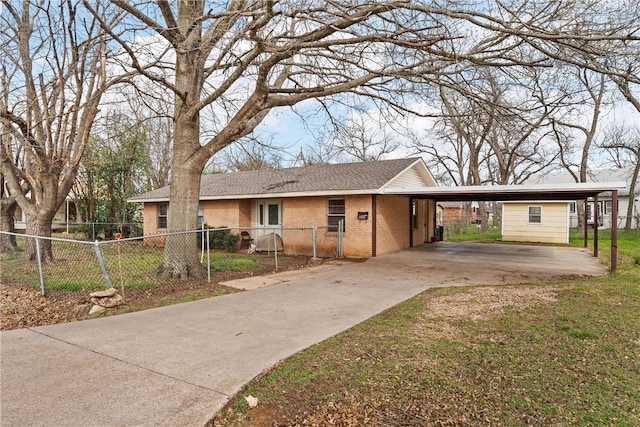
(223, 233, 240, 252)
(198, 226, 240, 252)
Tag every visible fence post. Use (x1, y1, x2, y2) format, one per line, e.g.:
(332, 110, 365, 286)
(200, 223, 205, 263)
(274, 232, 278, 271)
(312, 227, 317, 260)
(206, 228, 211, 283)
(338, 220, 344, 258)
(35, 237, 46, 296)
(93, 240, 113, 289)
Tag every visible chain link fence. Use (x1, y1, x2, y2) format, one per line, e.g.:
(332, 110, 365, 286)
(64, 222, 144, 240)
(1, 225, 340, 297)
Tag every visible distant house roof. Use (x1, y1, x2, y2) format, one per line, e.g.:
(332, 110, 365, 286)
(129, 157, 436, 202)
(437, 201, 464, 209)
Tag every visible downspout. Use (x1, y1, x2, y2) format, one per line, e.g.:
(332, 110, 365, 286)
(434, 200, 438, 242)
(594, 194, 599, 258)
(371, 194, 377, 257)
(409, 198, 414, 248)
(583, 199, 588, 248)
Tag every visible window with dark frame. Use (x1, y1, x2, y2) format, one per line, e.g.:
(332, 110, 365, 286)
(268, 203, 279, 225)
(569, 202, 576, 214)
(528, 206, 541, 224)
(158, 202, 168, 229)
(327, 198, 345, 232)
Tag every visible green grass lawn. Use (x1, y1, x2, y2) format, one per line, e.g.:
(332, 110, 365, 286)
(215, 232, 640, 426)
(444, 224, 502, 242)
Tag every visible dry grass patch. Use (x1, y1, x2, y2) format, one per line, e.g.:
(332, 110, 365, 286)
(415, 286, 560, 340)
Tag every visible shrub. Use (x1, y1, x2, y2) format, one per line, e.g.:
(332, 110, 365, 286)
(198, 225, 240, 252)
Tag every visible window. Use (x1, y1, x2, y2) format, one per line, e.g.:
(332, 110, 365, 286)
(157, 202, 168, 229)
(604, 200, 612, 215)
(328, 198, 345, 232)
(268, 203, 279, 225)
(258, 201, 281, 226)
(569, 202, 576, 214)
(528, 206, 541, 224)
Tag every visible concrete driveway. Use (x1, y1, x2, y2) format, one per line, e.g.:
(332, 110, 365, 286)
(0, 242, 606, 426)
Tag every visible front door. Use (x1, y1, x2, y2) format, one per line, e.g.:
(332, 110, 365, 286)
(256, 200, 282, 237)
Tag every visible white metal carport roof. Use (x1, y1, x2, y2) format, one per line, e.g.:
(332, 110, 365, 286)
(383, 181, 627, 201)
(383, 181, 628, 273)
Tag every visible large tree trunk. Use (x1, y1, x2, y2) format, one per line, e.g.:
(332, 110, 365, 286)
(19, 176, 60, 262)
(157, 164, 206, 279)
(0, 199, 18, 252)
(478, 201, 489, 233)
(577, 200, 586, 232)
(24, 213, 54, 263)
(157, 71, 207, 278)
(156, 1, 208, 279)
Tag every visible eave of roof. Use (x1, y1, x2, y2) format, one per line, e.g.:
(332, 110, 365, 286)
(383, 181, 628, 202)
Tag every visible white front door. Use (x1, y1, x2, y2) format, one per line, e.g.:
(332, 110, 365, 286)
(255, 200, 282, 236)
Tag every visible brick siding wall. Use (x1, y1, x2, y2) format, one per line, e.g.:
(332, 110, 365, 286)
(142, 195, 433, 257)
(375, 195, 410, 255)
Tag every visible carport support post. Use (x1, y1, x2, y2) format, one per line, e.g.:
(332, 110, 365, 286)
(593, 194, 598, 257)
(583, 200, 588, 248)
(611, 190, 618, 273)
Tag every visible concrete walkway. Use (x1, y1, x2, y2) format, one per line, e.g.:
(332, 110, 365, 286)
(0, 243, 606, 426)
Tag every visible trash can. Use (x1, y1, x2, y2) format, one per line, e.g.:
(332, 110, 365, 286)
(438, 225, 444, 241)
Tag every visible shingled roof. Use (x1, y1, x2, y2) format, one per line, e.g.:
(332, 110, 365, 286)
(130, 158, 428, 202)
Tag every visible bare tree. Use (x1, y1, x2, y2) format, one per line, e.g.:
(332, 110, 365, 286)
(323, 114, 401, 162)
(0, 91, 23, 252)
(601, 126, 640, 231)
(0, 1, 124, 261)
(125, 87, 174, 190)
(550, 65, 611, 230)
(83, 0, 640, 277)
(607, 53, 640, 230)
(0, 133, 25, 251)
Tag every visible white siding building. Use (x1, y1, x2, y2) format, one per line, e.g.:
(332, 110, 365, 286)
(502, 202, 570, 244)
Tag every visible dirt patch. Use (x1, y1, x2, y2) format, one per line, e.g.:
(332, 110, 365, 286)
(423, 286, 560, 321)
(413, 286, 560, 341)
(1, 255, 310, 331)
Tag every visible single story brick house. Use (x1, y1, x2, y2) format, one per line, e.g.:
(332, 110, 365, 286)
(129, 158, 438, 258)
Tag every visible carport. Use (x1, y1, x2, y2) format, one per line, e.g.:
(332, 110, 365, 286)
(384, 181, 627, 273)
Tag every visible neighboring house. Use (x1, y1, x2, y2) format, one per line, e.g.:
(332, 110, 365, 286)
(437, 201, 494, 227)
(437, 201, 469, 225)
(533, 168, 639, 229)
(501, 202, 570, 244)
(13, 199, 82, 232)
(129, 158, 438, 258)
